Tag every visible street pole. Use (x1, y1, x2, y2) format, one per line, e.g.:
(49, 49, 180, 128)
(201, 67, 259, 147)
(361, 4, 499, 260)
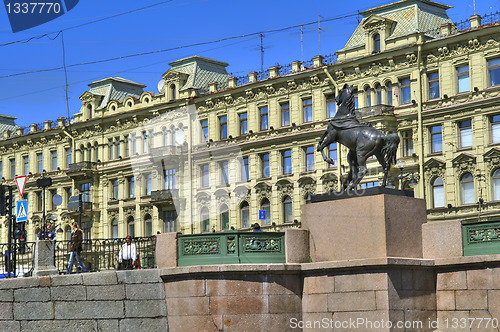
(6, 186, 11, 278)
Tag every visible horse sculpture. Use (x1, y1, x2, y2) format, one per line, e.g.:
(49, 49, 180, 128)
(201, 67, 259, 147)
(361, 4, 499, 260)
(317, 84, 399, 191)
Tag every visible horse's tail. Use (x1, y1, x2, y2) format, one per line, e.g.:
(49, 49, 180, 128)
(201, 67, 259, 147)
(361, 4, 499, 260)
(381, 133, 400, 167)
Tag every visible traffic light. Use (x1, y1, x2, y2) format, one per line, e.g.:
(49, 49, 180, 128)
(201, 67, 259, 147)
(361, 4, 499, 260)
(18, 231, 27, 254)
(14, 221, 25, 240)
(0, 185, 5, 216)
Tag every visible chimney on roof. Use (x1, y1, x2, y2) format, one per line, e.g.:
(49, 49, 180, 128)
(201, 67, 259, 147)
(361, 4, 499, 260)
(44, 120, 52, 130)
(440, 22, 453, 36)
(470, 14, 481, 28)
(209, 82, 219, 93)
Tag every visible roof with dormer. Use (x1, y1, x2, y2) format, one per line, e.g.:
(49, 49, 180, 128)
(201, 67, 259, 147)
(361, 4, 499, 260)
(162, 56, 229, 94)
(0, 115, 17, 136)
(341, 0, 453, 52)
(83, 77, 146, 110)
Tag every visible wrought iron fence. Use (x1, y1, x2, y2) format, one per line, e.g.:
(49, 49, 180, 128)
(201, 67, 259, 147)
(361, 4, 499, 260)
(0, 236, 156, 277)
(256, 69, 270, 81)
(278, 64, 293, 76)
(482, 11, 500, 25)
(323, 53, 337, 65)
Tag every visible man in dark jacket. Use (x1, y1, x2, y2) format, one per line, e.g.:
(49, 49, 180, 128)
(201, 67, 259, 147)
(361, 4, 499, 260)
(66, 221, 87, 274)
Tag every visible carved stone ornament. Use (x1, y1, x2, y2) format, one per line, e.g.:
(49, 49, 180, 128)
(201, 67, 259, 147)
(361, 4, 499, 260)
(423, 158, 446, 184)
(451, 153, 476, 178)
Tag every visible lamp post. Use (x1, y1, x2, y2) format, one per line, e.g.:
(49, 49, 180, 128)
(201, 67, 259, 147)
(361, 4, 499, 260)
(388, 160, 418, 191)
(36, 176, 52, 239)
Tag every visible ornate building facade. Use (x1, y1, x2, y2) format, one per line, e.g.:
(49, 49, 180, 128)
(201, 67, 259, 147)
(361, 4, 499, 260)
(1, 0, 500, 242)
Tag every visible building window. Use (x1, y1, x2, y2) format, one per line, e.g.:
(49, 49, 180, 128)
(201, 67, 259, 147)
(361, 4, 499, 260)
(145, 215, 152, 237)
(353, 89, 359, 109)
(220, 116, 227, 139)
(261, 153, 270, 178)
(220, 161, 229, 185)
(202, 164, 209, 187)
(400, 78, 411, 105)
(460, 173, 474, 205)
(375, 84, 382, 105)
(51, 150, 57, 171)
(145, 173, 152, 195)
(124, 136, 129, 157)
(23, 156, 29, 175)
(260, 106, 269, 131)
(326, 95, 336, 118)
(305, 146, 315, 172)
(281, 102, 290, 126)
(283, 195, 293, 223)
(432, 177, 444, 208)
(260, 198, 271, 225)
(128, 176, 135, 198)
(112, 179, 119, 200)
(143, 131, 149, 154)
(360, 181, 379, 189)
(428, 72, 440, 99)
(109, 139, 114, 160)
(201, 207, 210, 232)
(162, 127, 168, 146)
(170, 84, 176, 100)
(111, 219, 118, 239)
(328, 143, 337, 167)
(131, 134, 137, 155)
(220, 204, 229, 230)
(10, 158, 15, 178)
(241, 157, 249, 181)
(175, 125, 184, 146)
(163, 210, 177, 233)
(364, 87, 371, 107)
(402, 130, 414, 157)
(240, 201, 250, 228)
(240, 112, 248, 135)
(282, 149, 292, 175)
(36, 191, 43, 211)
(165, 168, 176, 190)
(491, 114, 500, 144)
(127, 217, 135, 238)
(493, 169, 500, 201)
(386, 82, 393, 105)
(373, 33, 380, 53)
(488, 57, 500, 87)
(303, 98, 313, 123)
(459, 120, 472, 148)
(457, 65, 470, 93)
(81, 182, 91, 202)
(0, 161, 2, 178)
(201, 119, 208, 143)
(37, 153, 43, 173)
(430, 125, 442, 153)
(66, 148, 72, 167)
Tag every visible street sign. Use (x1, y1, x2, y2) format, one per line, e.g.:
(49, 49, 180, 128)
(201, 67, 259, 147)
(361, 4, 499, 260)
(16, 200, 28, 222)
(15, 176, 27, 197)
(259, 210, 266, 220)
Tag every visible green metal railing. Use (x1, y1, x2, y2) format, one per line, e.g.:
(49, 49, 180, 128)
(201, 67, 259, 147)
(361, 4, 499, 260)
(177, 231, 285, 266)
(463, 221, 500, 256)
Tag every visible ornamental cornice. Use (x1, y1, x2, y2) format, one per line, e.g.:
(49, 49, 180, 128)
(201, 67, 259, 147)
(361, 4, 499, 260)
(426, 37, 500, 64)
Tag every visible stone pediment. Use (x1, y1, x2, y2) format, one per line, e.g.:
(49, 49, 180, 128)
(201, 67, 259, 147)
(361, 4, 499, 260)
(451, 153, 476, 168)
(423, 157, 446, 169)
(484, 147, 500, 160)
(362, 15, 394, 32)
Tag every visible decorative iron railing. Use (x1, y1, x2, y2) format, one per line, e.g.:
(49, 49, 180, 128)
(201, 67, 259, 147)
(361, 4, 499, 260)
(278, 64, 293, 76)
(463, 221, 500, 256)
(256, 70, 270, 81)
(177, 231, 285, 266)
(0, 236, 156, 278)
(482, 11, 500, 25)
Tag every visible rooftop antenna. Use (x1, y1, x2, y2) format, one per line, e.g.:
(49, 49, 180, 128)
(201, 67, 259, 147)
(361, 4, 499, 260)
(300, 25, 304, 63)
(318, 15, 323, 55)
(61, 30, 70, 127)
(357, 10, 360, 24)
(473, 0, 476, 15)
(260, 33, 264, 73)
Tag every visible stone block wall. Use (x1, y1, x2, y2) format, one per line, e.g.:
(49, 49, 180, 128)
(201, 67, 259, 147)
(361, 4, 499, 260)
(0, 270, 167, 332)
(435, 256, 500, 332)
(161, 264, 303, 332)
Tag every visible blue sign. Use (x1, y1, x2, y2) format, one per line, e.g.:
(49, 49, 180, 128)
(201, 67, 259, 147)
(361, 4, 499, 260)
(16, 200, 28, 222)
(259, 210, 266, 220)
(4, 0, 80, 33)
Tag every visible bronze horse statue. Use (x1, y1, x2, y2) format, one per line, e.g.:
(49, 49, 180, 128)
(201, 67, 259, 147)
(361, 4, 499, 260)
(317, 84, 399, 191)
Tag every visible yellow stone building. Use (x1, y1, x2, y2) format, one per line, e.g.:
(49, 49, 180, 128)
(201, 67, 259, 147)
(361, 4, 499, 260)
(1, 0, 500, 242)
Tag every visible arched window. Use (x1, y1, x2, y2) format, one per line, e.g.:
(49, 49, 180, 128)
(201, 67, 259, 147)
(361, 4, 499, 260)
(127, 217, 135, 238)
(144, 214, 152, 237)
(460, 173, 474, 205)
(375, 83, 382, 105)
(283, 195, 293, 223)
(170, 126, 176, 146)
(260, 198, 271, 225)
(163, 127, 168, 146)
(94, 142, 99, 161)
(432, 177, 444, 208)
(364, 86, 371, 107)
(220, 204, 229, 230)
(170, 84, 176, 100)
(176, 124, 185, 146)
(111, 219, 118, 239)
(240, 201, 249, 228)
(201, 207, 210, 232)
(87, 104, 93, 119)
(493, 169, 500, 201)
(386, 81, 393, 105)
(373, 33, 381, 53)
(86, 143, 92, 162)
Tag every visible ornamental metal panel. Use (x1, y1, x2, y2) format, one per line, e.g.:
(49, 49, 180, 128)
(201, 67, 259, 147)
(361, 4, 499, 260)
(463, 221, 500, 256)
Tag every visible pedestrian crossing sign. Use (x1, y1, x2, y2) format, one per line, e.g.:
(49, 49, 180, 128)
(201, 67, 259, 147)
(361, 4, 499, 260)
(16, 200, 28, 222)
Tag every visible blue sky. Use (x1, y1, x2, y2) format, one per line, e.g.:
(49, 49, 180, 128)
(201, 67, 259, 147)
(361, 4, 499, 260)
(0, 0, 499, 128)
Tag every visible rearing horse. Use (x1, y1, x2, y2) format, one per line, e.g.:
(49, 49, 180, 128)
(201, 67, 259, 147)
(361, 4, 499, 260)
(317, 84, 399, 191)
